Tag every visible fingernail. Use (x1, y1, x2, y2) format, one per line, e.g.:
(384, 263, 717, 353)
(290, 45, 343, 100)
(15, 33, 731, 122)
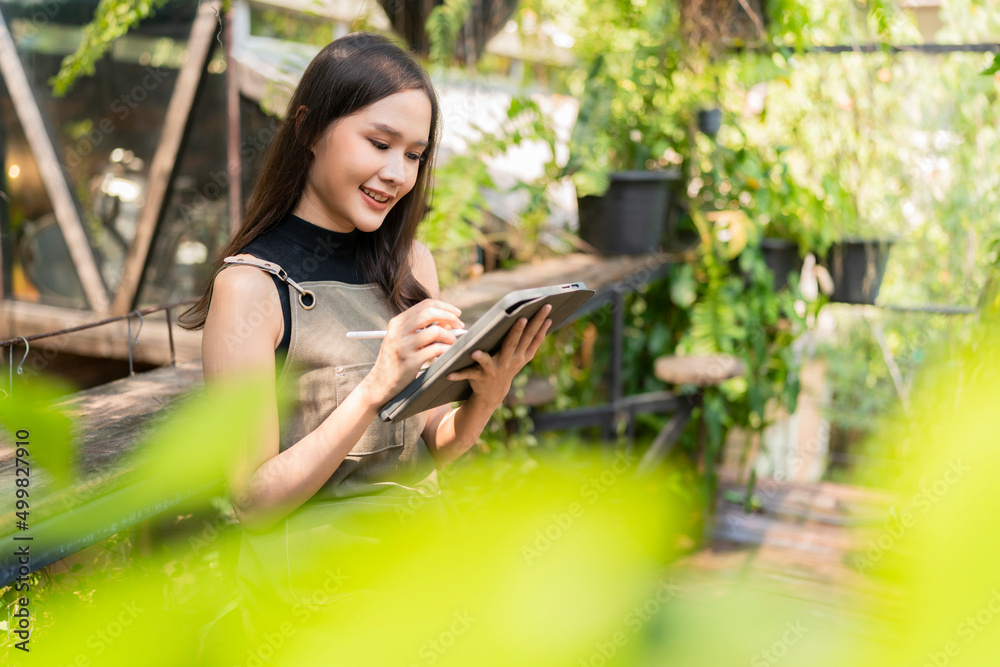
(447, 373, 458, 380)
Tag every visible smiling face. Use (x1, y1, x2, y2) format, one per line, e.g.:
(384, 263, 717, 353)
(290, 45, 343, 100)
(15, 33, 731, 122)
(293, 89, 433, 234)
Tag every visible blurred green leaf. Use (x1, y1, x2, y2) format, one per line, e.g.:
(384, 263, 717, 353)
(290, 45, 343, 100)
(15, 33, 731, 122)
(982, 53, 1000, 76)
(0, 376, 77, 487)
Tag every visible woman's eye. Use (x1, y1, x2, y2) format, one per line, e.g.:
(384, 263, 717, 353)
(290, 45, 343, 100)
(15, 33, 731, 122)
(369, 139, 389, 150)
(406, 152, 424, 162)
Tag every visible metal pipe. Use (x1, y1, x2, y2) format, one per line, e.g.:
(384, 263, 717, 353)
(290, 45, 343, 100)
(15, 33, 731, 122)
(0, 298, 197, 349)
(165, 307, 177, 367)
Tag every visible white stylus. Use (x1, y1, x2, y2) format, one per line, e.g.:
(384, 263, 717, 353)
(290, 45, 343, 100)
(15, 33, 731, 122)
(346, 329, 468, 339)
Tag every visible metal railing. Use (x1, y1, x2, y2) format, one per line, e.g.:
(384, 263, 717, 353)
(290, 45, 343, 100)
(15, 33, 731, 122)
(0, 298, 199, 390)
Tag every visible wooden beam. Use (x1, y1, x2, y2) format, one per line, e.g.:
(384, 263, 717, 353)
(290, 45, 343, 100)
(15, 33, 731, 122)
(0, 114, 7, 302)
(440, 252, 682, 319)
(0, 13, 110, 314)
(224, 7, 243, 236)
(0, 301, 202, 365)
(111, 2, 220, 315)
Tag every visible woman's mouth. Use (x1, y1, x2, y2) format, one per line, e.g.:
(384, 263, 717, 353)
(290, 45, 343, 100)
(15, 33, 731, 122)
(360, 186, 390, 207)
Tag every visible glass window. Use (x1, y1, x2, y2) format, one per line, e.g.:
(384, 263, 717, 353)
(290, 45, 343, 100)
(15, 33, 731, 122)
(137, 65, 230, 307)
(0, 72, 86, 308)
(0, 2, 193, 302)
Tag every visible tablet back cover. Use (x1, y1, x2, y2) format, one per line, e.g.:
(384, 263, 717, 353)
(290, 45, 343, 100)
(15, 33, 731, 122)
(379, 283, 595, 422)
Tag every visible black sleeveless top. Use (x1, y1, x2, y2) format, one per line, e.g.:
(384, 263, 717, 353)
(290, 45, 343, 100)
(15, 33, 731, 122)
(238, 212, 366, 370)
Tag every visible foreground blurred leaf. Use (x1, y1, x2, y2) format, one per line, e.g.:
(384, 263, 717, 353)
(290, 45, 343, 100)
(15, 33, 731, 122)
(0, 376, 77, 488)
(981, 53, 1000, 76)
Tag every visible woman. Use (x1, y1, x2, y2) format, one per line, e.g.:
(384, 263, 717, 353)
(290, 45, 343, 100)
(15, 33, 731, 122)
(179, 33, 551, 652)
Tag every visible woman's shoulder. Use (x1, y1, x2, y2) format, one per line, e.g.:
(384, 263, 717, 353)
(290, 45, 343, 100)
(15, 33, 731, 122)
(408, 240, 438, 298)
(213, 254, 281, 303)
(409, 239, 431, 261)
(209, 254, 284, 345)
(408, 240, 433, 277)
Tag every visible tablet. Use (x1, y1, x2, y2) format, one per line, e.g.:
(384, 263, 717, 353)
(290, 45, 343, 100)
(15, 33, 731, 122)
(379, 282, 595, 422)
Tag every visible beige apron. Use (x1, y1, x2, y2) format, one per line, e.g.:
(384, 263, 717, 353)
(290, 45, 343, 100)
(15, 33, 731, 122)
(217, 256, 448, 650)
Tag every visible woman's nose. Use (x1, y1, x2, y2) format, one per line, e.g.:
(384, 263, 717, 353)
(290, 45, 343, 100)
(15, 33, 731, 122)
(380, 152, 405, 185)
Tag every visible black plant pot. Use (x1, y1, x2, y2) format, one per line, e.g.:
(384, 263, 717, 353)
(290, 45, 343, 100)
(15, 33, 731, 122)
(697, 108, 722, 136)
(761, 238, 803, 291)
(577, 170, 681, 255)
(730, 239, 802, 291)
(822, 240, 893, 305)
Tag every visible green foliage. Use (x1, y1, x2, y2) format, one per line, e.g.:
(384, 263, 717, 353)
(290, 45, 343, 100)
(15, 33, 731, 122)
(563, 0, 683, 196)
(680, 220, 812, 486)
(421, 147, 491, 256)
(559, 0, 922, 200)
(0, 377, 77, 489)
(249, 4, 336, 47)
(983, 53, 1000, 76)
(692, 133, 838, 256)
(421, 95, 562, 286)
(49, 0, 174, 97)
(3, 373, 692, 662)
(654, 0, 1000, 486)
(0, 368, 272, 654)
(426, 0, 474, 66)
(422, 4, 569, 283)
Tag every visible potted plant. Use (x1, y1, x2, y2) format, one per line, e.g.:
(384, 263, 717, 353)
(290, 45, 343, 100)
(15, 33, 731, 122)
(813, 179, 896, 305)
(695, 138, 835, 291)
(822, 239, 894, 304)
(755, 156, 839, 291)
(564, 5, 685, 255)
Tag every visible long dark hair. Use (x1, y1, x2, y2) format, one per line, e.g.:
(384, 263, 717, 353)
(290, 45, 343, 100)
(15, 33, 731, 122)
(179, 33, 438, 330)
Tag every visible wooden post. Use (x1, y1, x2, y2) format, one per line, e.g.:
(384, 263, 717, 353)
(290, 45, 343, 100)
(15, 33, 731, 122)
(0, 12, 110, 314)
(0, 103, 6, 302)
(111, 1, 220, 315)
(224, 5, 243, 237)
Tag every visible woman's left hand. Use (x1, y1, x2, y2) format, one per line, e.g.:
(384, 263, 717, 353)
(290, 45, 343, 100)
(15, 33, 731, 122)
(446, 304, 552, 409)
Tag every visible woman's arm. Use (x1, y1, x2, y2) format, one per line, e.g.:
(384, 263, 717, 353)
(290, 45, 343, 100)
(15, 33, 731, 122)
(205, 260, 462, 532)
(413, 242, 551, 467)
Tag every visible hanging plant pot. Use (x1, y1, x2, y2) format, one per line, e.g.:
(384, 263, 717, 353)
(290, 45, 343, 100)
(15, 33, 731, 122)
(378, 0, 519, 63)
(730, 239, 802, 290)
(822, 240, 893, 304)
(761, 238, 803, 291)
(697, 107, 722, 136)
(576, 170, 681, 255)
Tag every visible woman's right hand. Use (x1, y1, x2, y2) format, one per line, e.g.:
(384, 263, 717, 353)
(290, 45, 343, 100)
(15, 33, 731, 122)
(358, 299, 464, 406)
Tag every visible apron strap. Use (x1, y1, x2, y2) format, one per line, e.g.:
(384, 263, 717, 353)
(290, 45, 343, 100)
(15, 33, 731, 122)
(222, 256, 316, 310)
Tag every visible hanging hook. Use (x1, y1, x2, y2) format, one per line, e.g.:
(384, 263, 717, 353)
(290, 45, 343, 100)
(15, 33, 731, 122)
(15, 337, 28, 376)
(8, 336, 28, 398)
(130, 311, 144, 346)
(127, 311, 143, 376)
